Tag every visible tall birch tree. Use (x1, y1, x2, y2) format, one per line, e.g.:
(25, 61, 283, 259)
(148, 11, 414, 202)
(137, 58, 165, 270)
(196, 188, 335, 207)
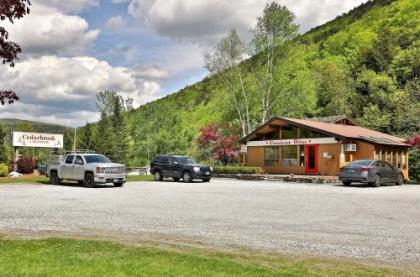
(205, 29, 251, 137)
(251, 2, 298, 124)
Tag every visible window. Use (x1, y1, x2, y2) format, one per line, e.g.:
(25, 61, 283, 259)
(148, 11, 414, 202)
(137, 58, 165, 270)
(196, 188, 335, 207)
(65, 155, 74, 164)
(74, 156, 84, 165)
(299, 145, 305, 167)
(264, 147, 279, 167)
(84, 155, 112, 164)
(282, 127, 297, 139)
(301, 129, 318, 138)
(281, 146, 298, 166)
(350, 160, 373, 166)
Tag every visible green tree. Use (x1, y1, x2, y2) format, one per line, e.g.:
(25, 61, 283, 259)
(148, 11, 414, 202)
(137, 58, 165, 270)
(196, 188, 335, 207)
(111, 96, 129, 164)
(313, 55, 355, 116)
(250, 1, 299, 123)
(0, 124, 7, 163)
(205, 29, 252, 137)
(95, 111, 115, 159)
(78, 123, 95, 151)
(364, 27, 397, 72)
(95, 91, 130, 163)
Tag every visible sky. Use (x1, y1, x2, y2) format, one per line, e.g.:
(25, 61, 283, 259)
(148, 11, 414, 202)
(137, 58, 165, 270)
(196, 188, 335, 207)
(0, 0, 368, 127)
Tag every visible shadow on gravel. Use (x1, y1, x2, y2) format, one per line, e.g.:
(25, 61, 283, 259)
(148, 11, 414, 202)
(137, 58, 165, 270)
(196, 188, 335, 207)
(46, 182, 118, 189)
(336, 183, 398, 188)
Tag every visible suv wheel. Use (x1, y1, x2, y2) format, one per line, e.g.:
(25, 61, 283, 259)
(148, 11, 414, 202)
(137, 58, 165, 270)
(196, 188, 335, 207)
(154, 171, 163, 181)
(84, 173, 96, 188)
(50, 171, 61, 185)
(183, 171, 192, 183)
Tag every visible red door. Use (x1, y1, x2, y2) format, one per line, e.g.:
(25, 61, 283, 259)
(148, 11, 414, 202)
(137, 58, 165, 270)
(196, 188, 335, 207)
(305, 144, 318, 174)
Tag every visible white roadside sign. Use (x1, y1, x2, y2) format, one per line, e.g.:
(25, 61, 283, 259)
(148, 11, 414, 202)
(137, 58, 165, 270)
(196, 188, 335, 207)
(12, 131, 64, 148)
(247, 137, 338, 147)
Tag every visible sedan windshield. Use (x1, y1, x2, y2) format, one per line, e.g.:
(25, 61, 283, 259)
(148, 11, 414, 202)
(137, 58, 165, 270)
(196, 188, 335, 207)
(176, 156, 197, 165)
(349, 160, 373, 166)
(84, 155, 111, 164)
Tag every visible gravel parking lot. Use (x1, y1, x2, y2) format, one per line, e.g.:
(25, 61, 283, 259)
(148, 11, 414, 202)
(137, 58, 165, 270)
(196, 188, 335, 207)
(1, 179, 419, 266)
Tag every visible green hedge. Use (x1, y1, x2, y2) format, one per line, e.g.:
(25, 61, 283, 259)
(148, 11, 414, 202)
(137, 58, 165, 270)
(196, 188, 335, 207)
(213, 166, 263, 175)
(0, 163, 9, 177)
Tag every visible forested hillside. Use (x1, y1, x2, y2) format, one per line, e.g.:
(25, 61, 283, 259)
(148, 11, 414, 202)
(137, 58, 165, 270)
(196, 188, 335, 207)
(120, 0, 418, 166)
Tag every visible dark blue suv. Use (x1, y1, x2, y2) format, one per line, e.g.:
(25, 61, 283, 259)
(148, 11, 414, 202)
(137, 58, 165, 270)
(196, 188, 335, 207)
(150, 155, 212, 182)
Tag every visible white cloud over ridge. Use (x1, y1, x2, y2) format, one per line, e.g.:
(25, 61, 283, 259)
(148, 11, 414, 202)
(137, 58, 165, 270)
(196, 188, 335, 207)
(35, 0, 99, 13)
(106, 15, 125, 32)
(5, 5, 100, 56)
(128, 0, 368, 43)
(0, 56, 162, 127)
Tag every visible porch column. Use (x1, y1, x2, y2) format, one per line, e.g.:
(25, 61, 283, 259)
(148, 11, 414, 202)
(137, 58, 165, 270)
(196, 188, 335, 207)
(340, 144, 345, 167)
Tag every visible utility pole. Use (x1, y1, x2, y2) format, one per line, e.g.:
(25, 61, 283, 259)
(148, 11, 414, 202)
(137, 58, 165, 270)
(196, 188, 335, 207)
(73, 127, 77, 152)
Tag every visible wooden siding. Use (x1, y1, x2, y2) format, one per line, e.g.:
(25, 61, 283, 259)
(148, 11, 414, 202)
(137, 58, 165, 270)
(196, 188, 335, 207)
(318, 144, 341, 175)
(247, 146, 264, 168)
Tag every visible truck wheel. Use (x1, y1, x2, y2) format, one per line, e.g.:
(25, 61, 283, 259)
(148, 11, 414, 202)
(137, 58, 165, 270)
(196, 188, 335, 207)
(50, 171, 61, 185)
(183, 171, 192, 183)
(84, 173, 96, 188)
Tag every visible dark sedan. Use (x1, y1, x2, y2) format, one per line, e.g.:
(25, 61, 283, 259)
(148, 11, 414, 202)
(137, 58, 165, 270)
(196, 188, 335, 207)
(339, 160, 404, 187)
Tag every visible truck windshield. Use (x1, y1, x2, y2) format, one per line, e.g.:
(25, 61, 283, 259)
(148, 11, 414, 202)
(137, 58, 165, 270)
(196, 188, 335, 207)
(176, 156, 197, 165)
(84, 155, 112, 164)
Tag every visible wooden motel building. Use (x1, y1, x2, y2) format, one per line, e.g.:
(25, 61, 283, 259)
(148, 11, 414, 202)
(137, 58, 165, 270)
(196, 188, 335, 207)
(240, 116, 411, 180)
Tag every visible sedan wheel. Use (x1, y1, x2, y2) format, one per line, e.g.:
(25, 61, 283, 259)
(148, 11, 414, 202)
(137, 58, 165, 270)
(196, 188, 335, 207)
(396, 174, 404, 186)
(373, 174, 381, 187)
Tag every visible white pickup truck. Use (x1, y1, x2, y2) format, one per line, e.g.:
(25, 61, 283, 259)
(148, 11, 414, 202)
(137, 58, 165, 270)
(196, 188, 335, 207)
(47, 152, 127, 188)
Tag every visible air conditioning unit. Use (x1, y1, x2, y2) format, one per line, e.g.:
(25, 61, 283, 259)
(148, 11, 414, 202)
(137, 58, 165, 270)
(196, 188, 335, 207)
(346, 144, 357, 152)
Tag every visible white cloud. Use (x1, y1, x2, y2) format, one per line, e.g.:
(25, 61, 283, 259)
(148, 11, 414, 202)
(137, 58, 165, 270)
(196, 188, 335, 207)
(133, 65, 172, 80)
(111, 0, 129, 3)
(5, 5, 99, 56)
(127, 0, 368, 43)
(0, 56, 162, 127)
(35, 0, 99, 14)
(106, 15, 125, 32)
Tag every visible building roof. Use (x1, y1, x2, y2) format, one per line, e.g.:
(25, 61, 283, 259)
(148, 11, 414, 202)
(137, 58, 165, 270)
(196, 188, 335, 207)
(308, 115, 357, 126)
(240, 117, 410, 147)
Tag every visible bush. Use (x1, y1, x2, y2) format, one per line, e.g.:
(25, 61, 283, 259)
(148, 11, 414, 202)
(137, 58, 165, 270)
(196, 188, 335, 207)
(16, 157, 35, 174)
(0, 163, 8, 177)
(213, 166, 263, 175)
(408, 148, 419, 182)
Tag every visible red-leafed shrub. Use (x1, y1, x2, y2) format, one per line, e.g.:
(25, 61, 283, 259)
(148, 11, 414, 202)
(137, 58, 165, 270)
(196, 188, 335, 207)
(197, 123, 240, 165)
(16, 157, 36, 174)
(405, 134, 420, 147)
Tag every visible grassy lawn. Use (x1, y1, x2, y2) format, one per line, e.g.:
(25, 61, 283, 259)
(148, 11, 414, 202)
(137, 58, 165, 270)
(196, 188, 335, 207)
(0, 175, 153, 184)
(0, 237, 403, 277)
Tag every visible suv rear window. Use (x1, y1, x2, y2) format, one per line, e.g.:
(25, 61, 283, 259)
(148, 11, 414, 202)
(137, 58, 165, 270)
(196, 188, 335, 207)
(156, 156, 169, 163)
